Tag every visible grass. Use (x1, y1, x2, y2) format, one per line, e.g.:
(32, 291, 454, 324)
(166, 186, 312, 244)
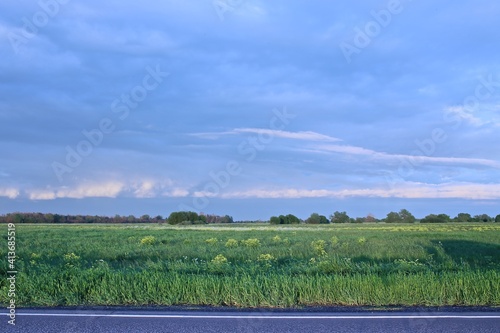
(1, 223, 499, 308)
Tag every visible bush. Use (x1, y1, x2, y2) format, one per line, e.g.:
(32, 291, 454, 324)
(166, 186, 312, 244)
(311, 240, 327, 256)
(205, 238, 218, 245)
(242, 238, 261, 247)
(211, 254, 228, 264)
(257, 253, 276, 267)
(225, 239, 238, 248)
(140, 236, 156, 245)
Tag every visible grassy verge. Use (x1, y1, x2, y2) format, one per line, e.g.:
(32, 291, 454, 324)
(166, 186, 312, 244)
(1, 223, 499, 307)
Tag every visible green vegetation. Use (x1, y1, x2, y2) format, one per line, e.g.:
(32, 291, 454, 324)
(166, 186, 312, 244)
(1, 223, 499, 308)
(305, 213, 329, 224)
(2, 210, 500, 224)
(269, 214, 300, 225)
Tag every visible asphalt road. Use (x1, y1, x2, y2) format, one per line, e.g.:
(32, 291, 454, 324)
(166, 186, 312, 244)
(2, 308, 500, 333)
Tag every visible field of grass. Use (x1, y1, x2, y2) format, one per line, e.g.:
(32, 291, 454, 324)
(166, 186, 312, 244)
(1, 223, 499, 308)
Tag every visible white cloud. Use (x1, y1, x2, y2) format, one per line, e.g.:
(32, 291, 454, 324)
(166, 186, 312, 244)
(20, 178, 189, 200)
(56, 181, 125, 199)
(130, 179, 184, 198)
(444, 106, 485, 126)
(132, 180, 157, 198)
(0, 188, 20, 199)
(163, 188, 189, 197)
(191, 128, 341, 142)
(27, 190, 56, 200)
(192, 128, 500, 168)
(233, 128, 341, 142)
(219, 182, 500, 200)
(315, 144, 500, 168)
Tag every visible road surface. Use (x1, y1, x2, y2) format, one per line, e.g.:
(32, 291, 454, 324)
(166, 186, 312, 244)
(2, 308, 499, 332)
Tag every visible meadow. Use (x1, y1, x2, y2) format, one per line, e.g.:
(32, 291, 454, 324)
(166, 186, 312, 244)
(1, 223, 499, 308)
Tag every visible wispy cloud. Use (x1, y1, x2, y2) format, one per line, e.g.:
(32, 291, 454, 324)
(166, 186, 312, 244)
(233, 128, 342, 142)
(444, 106, 486, 126)
(191, 128, 500, 169)
(314, 144, 500, 168)
(191, 128, 341, 142)
(219, 182, 500, 200)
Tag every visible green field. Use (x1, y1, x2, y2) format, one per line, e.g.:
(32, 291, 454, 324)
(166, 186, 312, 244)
(1, 223, 500, 308)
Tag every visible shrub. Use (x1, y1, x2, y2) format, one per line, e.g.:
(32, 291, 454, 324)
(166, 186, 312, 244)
(242, 238, 261, 247)
(211, 254, 228, 265)
(140, 236, 156, 245)
(257, 253, 276, 267)
(311, 240, 327, 256)
(225, 239, 238, 248)
(205, 238, 218, 245)
(257, 253, 276, 262)
(63, 252, 80, 261)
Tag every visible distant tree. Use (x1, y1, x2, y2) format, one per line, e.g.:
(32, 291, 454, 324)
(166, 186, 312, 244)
(421, 214, 450, 223)
(473, 214, 492, 223)
(270, 216, 280, 224)
(218, 215, 234, 223)
(399, 209, 416, 223)
(385, 209, 415, 223)
(167, 211, 204, 225)
(454, 213, 472, 222)
(496, 214, 500, 223)
(437, 214, 451, 223)
(286, 214, 301, 224)
(53, 214, 62, 223)
(305, 213, 329, 224)
(330, 211, 350, 224)
(365, 214, 377, 223)
(385, 211, 402, 223)
(278, 215, 287, 224)
(270, 214, 300, 224)
(353, 217, 365, 223)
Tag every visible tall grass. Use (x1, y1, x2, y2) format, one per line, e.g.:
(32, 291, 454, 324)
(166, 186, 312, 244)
(1, 224, 499, 307)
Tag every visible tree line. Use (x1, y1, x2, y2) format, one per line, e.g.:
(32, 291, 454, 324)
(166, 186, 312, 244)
(1, 210, 499, 224)
(270, 209, 500, 224)
(0, 212, 233, 225)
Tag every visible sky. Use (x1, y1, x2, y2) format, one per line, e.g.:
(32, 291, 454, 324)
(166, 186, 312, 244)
(1, 0, 500, 221)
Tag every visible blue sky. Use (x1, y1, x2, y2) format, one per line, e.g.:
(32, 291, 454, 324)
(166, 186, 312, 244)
(1, 0, 499, 220)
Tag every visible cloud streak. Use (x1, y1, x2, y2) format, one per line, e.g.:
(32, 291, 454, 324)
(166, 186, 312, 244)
(219, 182, 500, 200)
